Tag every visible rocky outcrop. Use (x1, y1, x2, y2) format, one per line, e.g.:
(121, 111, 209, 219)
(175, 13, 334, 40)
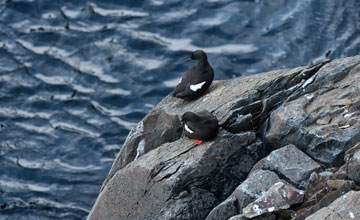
(88, 56, 360, 220)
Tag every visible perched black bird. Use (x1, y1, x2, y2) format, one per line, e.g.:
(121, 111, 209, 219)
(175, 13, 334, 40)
(181, 111, 219, 144)
(173, 50, 214, 100)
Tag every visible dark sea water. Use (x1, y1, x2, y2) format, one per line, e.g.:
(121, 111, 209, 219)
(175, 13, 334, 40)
(0, 0, 359, 219)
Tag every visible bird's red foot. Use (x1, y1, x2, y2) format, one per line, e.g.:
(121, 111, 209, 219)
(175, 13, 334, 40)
(189, 138, 202, 145)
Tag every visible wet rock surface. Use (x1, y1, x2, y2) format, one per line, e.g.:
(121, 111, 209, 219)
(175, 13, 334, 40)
(89, 56, 360, 220)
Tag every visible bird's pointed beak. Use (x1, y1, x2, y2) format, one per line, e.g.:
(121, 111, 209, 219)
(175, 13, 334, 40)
(185, 58, 192, 62)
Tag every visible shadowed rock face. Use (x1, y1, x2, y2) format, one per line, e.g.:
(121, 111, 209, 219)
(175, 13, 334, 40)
(89, 56, 360, 220)
(347, 146, 360, 185)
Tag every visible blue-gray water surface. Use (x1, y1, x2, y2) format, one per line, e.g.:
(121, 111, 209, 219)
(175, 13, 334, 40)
(0, 0, 359, 219)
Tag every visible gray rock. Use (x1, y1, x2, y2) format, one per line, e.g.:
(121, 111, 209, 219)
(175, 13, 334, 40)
(88, 131, 263, 220)
(205, 169, 281, 220)
(305, 191, 360, 220)
(263, 56, 360, 167)
(101, 109, 183, 190)
(347, 149, 360, 185)
(228, 215, 248, 220)
(205, 195, 238, 220)
(251, 145, 322, 188)
(232, 169, 281, 211)
(243, 182, 304, 218)
(304, 171, 335, 200)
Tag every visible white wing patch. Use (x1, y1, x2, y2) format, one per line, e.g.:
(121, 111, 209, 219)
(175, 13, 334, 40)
(190, 81, 206, 92)
(184, 124, 194, 133)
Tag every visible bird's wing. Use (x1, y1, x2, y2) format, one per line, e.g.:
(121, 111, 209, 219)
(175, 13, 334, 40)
(173, 86, 193, 98)
(173, 67, 196, 96)
(173, 80, 186, 96)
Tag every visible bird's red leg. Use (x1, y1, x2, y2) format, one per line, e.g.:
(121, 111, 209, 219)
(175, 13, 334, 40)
(189, 138, 202, 145)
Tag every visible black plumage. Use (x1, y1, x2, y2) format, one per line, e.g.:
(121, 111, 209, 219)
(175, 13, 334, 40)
(173, 50, 214, 100)
(181, 111, 219, 142)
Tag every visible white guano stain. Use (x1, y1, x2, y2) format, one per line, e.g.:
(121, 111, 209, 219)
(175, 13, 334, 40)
(350, 212, 355, 218)
(135, 139, 145, 160)
(302, 76, 315, 89)
(268, 207, 275, 212)
(252, 204, 262, 215)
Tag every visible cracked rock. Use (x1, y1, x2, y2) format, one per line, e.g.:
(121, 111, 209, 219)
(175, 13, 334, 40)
(88, 131, 262, 220)
(232, 169, 281, 211)
(263, 56, 360, 167)
(250, 145, 322, 188)
(243, 182, 304, 218)
(206, 169, 281, 220)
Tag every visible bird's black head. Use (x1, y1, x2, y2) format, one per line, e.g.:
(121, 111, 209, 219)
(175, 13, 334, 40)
(187, 50, 207, 62)
(181, 112, 200, 123)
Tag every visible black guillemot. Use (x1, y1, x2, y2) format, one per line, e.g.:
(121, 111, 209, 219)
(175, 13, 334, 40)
(181, 111, 219, 144)
(173, 50, 214, 100)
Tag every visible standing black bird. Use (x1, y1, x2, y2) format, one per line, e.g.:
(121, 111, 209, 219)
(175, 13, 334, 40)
(181, 111, 219, 144)
(173, 50, 214, 100)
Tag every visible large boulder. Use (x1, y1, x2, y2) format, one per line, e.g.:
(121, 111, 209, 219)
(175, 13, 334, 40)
(100, 65, 308, 191)
(89, 131, 262, 220)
